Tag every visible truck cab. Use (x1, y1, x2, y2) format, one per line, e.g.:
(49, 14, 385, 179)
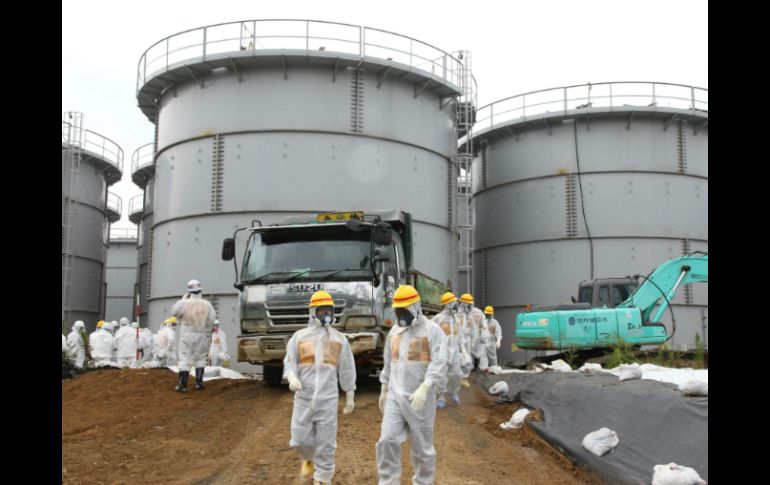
(222, 210, 447, 385)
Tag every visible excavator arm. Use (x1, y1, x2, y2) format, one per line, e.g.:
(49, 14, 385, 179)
(617, 253, 708, 324)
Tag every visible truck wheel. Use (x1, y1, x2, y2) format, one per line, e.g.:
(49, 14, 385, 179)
(263, 365, 283, 387)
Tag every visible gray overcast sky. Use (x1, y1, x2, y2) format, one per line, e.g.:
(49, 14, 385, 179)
(62, 0, 708, 230)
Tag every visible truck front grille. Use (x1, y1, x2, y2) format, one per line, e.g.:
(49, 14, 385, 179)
(266, 303, 344, 325)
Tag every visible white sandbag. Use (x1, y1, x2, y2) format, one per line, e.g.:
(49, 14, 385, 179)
(550, 359, 573, 372)
(216, 367, 246, 380)
(488, 365, 503, 375)
(533, 359, 573, 373)
(651, 463, 706, 485)
(680, 380, 708, 397)
(578, 362, 603, 372)
(488, 380, 509, 395)
(500, 408, 531, 429)
(618, 363, 642, 381)
(581, 427, 619, 456)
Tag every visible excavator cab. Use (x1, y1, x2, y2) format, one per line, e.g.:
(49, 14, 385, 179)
(575, 278, 639, 308)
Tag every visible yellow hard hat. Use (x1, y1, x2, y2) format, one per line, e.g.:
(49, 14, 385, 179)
(440, 292, 458, 305)
(484, 306, 494, 315)
(392, 285, 421, 308)
(309, 290, 334, 308)
(96, 320, 105, 328)
(164, 316, 177, 325)
(460, 293, 474, 305)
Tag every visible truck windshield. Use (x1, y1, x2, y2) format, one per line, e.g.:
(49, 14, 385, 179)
(242, 225, 373, 283)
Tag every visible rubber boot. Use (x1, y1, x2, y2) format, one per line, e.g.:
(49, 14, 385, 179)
(195, 367, 205, 390)
(175, 371, 189, 393)
(300, 460, 314, 477)
(436, 393, 446, 409)
(450, 391, 461, 405)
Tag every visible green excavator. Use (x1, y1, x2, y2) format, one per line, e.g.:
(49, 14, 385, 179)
(515, 253, 708, 350)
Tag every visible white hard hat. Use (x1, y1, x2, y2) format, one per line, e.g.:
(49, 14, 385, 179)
(119, 317, 130, 326)
(131, 321, 139, 328)
(186, 279, 202, 292)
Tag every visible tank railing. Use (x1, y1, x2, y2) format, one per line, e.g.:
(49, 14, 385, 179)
(137, 20, 464, 94)
(128, 194, 144, 215)
(107, 192, 122, 216)
(62, 122, 124, 172)
(110, 227, 138, 240)
(474, 82, 708, 133)
(61, 120, 74, 144)
(131, 142, 155, 174)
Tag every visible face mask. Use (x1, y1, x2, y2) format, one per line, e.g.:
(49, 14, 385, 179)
(316, 308, 334, 326)
(395, 309, 415, 327)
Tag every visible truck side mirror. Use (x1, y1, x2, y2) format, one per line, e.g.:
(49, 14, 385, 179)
(373, 222, 392, 246)
(372, 246, 390, 262)
(222, 238, 235, 261)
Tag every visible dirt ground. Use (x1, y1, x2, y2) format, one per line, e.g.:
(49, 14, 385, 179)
(62, 369, 603, 485)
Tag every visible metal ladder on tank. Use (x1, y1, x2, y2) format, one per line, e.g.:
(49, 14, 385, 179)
(453, 51, 476, 295)
(62, 112, 84, 323)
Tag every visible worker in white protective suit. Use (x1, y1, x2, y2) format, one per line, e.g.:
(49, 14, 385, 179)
(89, 320, 116, 367)
(431, 292, 466, 408)
(458, 293, 486, 371)
(478, 306, 503, 371)
(455, 294, 476, 384)
(209, 320, 229, 367)
(137, 325, 155, 366)
(377, 285, 447, 485)
(155, 316, 177, 367)
(66, 321, 87, 369)
(115, 320, 137, 368)
(172, 279, 216, 393)
(284, 290, 356, 485)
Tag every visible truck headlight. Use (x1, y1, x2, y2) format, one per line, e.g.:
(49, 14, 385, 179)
(242, 319, 268, 333)
(345, 316, 376, 329)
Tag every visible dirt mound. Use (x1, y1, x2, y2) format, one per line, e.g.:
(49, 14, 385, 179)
(63, 369, 602, 485)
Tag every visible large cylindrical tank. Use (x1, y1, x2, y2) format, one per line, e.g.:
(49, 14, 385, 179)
(134, 20, 463, 368)
(470, 82, 708, 364)
(105, 227, 138, 322)
(130, 145, 154, 326)
(62, 113, 123, 331)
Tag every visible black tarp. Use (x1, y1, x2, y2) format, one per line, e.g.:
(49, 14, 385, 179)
(478, 371, 708, 484)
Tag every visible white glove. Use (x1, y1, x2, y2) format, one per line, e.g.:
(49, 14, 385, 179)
(496, 341, 501, 349)
(409, 379, 433, 411)
(343, 390, 355, 414)
(287, 373, 302, 392)
(378, 384, 388, 414)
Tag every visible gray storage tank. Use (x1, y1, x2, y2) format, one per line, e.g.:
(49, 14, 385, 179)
(470, 82, 708, 364)
(105, 227, 138, 322)
(133, 20, 464, 366)
(130, 145, 154, 326)
(62, 112, 123, 330)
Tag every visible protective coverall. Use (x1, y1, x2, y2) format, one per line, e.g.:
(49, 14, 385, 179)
(479, 315, 502, 370)
(66, 321, 87, 369)
(172, 285, 216, 391)
(377, 297, 447, 485)
(89, 325, 116, 366)
(283, 304, 356, 484)
(115, 321, 137, 368)
(209, 324, 229, 367)
(431, 301, 464, 407)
